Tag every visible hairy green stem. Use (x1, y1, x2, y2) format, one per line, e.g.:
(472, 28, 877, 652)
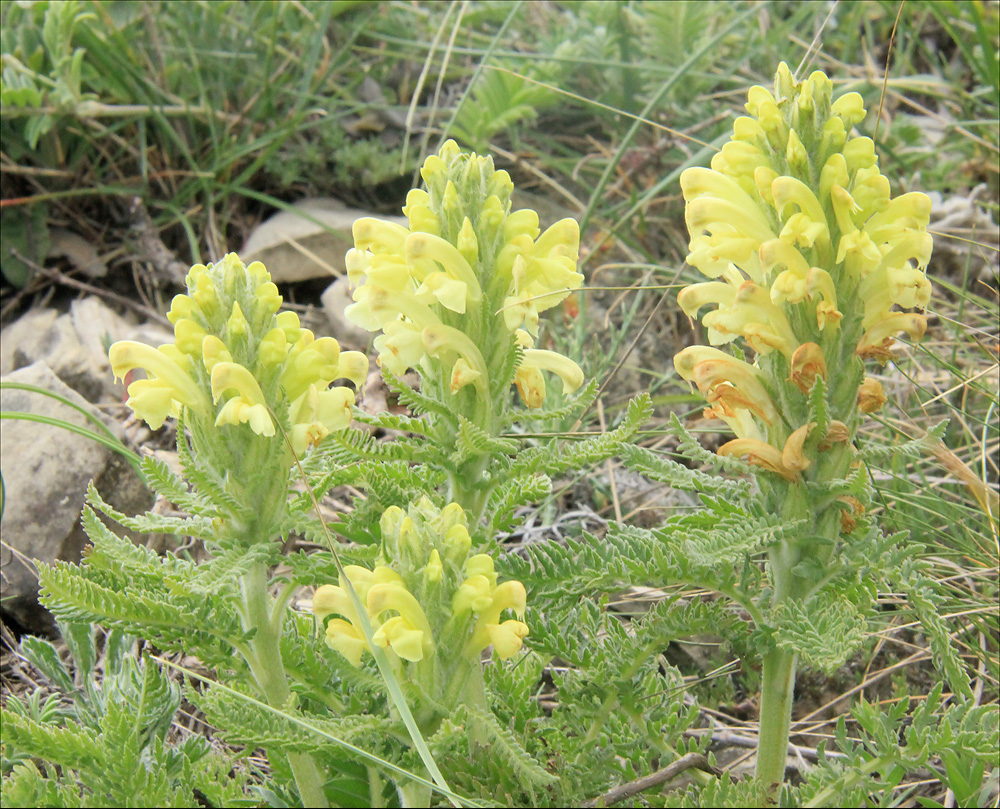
(756, 646, 798, 792)
(240, 563, 329, 808)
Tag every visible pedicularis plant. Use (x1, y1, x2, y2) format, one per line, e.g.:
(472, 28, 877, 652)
(3, 68, 996, 809)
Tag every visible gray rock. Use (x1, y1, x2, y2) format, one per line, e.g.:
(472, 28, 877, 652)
(241, 198, 408, 283)
(1, 297, 137, 403)
(0, 362, 151, 635)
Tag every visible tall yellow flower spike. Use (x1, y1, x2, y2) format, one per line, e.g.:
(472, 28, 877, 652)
(673, 62, 934, 792)
(677, 63, 932, 480)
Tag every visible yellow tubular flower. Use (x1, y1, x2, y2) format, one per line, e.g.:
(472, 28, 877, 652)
(110, 341, 210, 428)
(211, 362, 274, 437)
(464, 580, 528, 660)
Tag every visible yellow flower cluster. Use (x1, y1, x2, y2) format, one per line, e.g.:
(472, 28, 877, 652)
(674, 64, 932, 482)
(312, 499, 528, 667)
(110, 254, 368, 456)
(345, 140, 584, 408)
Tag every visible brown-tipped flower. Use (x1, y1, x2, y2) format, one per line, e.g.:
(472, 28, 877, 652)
(788, 343, 828, 394)
(857, 377, 888, 413)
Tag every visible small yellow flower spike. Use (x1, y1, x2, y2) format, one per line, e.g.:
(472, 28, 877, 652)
(109, 253, 366, 450)
(345, 140, 584, 409)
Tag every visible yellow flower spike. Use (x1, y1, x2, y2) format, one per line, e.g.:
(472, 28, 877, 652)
(173, 319, 207, 357)
(858, 377, 888, 413)
(788, 342, 828, 394)
(781, 422, 816, 473)
(324, 618, 369, 667)
(227, 301, 249, 338)
(487, 620, 530, 660)
(353, 217, 409, 254)
(521, 349, 584, 394)
(201, 335, 234, 373)
(109, 341, 209, 425)
(718, 438, 797, 481)
(166, 294, 197, 325)
(211, 362, 275, 437)
(856, 312, 927, 362)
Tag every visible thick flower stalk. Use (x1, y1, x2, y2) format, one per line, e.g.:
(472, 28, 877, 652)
(312, 498, 527, 732)
(674, 64, 932, 789)
(109, 254, 369, 808)
(344, 141, 585, 514)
